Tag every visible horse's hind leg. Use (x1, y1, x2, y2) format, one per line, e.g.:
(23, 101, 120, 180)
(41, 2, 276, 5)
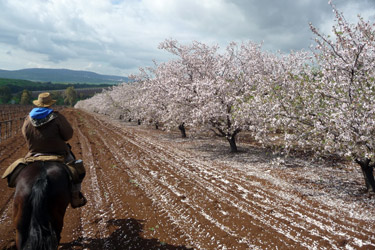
(13, 199, 22, 249)
(50, 209, 65, 243)
(13, 194, 31, 249)
(50, 197, 70, 244)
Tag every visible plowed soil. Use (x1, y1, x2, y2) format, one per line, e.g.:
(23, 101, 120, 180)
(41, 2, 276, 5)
(1, 108, 375, 249)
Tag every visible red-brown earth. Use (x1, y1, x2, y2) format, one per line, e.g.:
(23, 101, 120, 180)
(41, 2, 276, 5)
(0, 108, 374, 249)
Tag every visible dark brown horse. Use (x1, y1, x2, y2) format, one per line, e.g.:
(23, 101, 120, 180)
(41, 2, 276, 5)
(13, 161, 71, 250)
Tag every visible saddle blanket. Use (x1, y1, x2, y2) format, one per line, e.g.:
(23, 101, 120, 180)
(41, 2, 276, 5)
(2, 155, 65, 187)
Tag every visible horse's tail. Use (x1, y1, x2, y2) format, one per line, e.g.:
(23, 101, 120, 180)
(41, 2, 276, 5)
(23, 165, 58, 250)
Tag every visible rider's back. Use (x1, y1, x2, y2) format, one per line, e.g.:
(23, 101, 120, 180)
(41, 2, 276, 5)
(22, 111, 73, 158)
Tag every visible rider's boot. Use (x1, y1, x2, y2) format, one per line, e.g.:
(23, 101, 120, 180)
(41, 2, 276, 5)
(71, 184, 87, 208)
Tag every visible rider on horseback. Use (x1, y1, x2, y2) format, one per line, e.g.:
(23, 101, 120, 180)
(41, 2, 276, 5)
(22, 92, 87, 208)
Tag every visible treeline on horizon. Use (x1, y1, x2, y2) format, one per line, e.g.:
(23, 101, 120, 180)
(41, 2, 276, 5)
(0, 78, 114, 105)
(0, 78, 113, 94)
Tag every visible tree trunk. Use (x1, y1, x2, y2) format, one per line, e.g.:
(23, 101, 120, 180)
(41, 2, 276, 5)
(355, 159, 375, 192)
(155, 122, 159, 130)
(226, 135, 238, 153)
(178, 123, 186, 138)
(137, 119, 141, 125)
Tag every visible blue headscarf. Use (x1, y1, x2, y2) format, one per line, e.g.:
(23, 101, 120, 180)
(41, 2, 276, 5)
(29, 107, 53, 119)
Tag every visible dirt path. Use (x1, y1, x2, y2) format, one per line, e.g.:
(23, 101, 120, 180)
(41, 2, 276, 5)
(1, 108, 375, 249)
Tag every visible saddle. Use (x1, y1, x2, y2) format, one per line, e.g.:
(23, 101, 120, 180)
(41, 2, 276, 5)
(2, 155, 85, 188)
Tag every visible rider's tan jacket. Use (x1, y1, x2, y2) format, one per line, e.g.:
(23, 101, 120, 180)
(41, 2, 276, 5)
(22, 111, 73, 158)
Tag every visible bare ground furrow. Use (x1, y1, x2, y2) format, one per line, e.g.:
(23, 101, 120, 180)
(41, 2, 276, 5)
(84, 127, 146, 220)
(85, 115, 196, 248)
(76, 125, 112, 245)
(130, 159, 260, 249)
(106, 155, 208, 248)
(0, 139, 25, 162)
(106, 134, 325, 247)
(128, 130, 375, 246)
(81, 112, 375, 249)
(88, 119, 259, 249)
(95, 118, 375, 249)
(92, 118, 314, 249)
(0, 204, 12, 229)
(89, 122, 226, 249)
(0, 193, 13, 219)
(163, 155, 374, 248)
(130, 158, 297, 248)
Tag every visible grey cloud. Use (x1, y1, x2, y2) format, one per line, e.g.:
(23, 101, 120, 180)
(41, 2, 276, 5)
(0, 0, 373, 76)
(219, 0, 333, 51)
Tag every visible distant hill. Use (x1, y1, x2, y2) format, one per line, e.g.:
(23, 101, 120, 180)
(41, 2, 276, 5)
(0, 68, 129, 84)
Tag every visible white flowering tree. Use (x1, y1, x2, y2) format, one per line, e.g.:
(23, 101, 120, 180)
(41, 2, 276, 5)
(156, 40, 218, 138)
(261, 2, 375, 192)
(186, 41, 267, 152)
(131, 61, 190, 132)
(252, 50, 313, 150)
(131, 40, 221, 138)
(75, 2, 375, 192)
(108, 82, 144, 122)
(310, 3, 375, 192)
(75, 90, 112, 114)
(138, 39, 269, 152)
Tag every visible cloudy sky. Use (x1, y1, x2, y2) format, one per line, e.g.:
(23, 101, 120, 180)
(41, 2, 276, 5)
(0, 0, 374, 77)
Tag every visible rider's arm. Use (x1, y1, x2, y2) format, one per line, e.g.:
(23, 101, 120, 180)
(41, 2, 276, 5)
(56, 113, 73, 141)
(21, 117, 29, 139)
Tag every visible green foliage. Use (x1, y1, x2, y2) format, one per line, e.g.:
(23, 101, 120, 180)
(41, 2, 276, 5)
(0, 86, 12, 104)
(20, 89, 32, 105)
(50, 91, 65, 105)
(0, 77, 113, 105)
(0, 78, 114, 94)
(64, 86, 78, 106)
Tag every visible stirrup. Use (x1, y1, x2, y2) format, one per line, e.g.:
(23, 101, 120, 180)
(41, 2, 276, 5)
(71, 192, 87, 208)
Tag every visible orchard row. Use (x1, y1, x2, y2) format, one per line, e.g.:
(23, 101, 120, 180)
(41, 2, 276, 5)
(76, 4, 375, 191)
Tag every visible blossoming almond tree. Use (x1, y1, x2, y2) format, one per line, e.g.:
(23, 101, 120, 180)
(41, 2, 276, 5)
(253, 50, 313, 150)
(157, 40, 219, 138)
(75, 83, 134, 120)
(112, 82, 145, 122)
(76, 1, 375, 192)
(75, 89, 114, 114)
(264, 2, 375, 192)
(129, 63, 184, 135)
(156, 40, 268, 152)
(194, 41, 269, 152)
(309, 3, 375, 192)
